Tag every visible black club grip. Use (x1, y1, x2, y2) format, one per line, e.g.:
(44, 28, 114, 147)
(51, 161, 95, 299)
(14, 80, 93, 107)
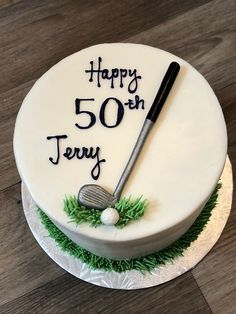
(146, 62, 180, 123)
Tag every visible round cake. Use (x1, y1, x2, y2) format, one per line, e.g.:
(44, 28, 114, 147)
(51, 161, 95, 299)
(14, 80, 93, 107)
(14, 43, 227, 260)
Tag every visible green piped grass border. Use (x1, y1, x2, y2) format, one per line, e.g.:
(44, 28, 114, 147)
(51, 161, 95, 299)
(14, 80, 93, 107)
(64, 195, 148, 228)
(38, 183, 221, 273)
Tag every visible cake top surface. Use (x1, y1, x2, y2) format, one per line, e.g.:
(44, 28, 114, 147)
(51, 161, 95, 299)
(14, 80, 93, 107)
(14, 43, 227, 240)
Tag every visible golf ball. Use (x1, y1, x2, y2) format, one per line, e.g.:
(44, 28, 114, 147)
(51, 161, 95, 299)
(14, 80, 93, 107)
(101, 207, 120, 225)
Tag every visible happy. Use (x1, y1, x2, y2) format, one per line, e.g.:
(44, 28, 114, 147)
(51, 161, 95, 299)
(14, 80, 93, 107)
(85, 56, 142, 94)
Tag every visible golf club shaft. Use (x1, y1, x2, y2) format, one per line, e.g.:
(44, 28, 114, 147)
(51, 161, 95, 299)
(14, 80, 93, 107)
(113, 119, 153, 199)
(113, 62, 180, 199)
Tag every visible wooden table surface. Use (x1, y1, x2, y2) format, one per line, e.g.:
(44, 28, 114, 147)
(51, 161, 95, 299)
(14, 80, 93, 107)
(0, 1, 235, 313)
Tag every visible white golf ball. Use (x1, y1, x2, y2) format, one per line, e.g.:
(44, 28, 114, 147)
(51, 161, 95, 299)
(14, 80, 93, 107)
(101, 207, 120, 225)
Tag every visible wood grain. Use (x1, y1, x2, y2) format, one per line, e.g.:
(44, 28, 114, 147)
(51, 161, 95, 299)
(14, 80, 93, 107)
(0, 271, 211, 314)
(0, 0, 235, 313)
(0, 183, 65, 306)
(0, 81, 34, 190)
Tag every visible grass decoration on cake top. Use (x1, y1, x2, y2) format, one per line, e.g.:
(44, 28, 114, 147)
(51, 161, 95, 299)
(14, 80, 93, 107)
(115, 196, 148, 228)
(64, 196, 102, 227)
(64, 195, 148, 228)
(39, 183, 221, 273)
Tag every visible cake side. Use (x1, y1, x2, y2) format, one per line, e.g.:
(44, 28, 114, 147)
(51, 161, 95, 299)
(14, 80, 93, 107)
(50, 199, 209, 260)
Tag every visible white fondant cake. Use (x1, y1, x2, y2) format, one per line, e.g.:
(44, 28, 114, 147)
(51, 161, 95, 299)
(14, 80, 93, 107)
(14, 43, 227, 260)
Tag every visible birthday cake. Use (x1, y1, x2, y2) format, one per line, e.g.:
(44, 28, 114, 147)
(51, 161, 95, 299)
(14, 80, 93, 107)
(14, 43, 227, 260)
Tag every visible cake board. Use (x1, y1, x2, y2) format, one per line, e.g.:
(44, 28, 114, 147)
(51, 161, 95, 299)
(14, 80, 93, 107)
(22, 156, 233, 290)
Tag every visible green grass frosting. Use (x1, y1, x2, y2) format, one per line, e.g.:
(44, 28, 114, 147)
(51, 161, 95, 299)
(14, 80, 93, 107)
(38, 183, 221, 273)
(64, 195, 148, 228)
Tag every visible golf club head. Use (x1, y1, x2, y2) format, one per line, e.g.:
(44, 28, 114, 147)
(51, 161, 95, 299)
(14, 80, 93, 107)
(78, 184, 116, 210)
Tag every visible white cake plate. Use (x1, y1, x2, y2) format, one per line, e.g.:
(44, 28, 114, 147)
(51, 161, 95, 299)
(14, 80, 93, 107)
(22, 156, 233, 290)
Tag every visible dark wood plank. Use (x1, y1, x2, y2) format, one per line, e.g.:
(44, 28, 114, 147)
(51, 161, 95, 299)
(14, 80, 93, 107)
(125, 0, 236, 93)
(0, 183, 65, 306)
(0, 0, 235, 313)
(0, 0, 211, 94)
(0, 272, 211, 314)
(0, 80, 34, 190)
